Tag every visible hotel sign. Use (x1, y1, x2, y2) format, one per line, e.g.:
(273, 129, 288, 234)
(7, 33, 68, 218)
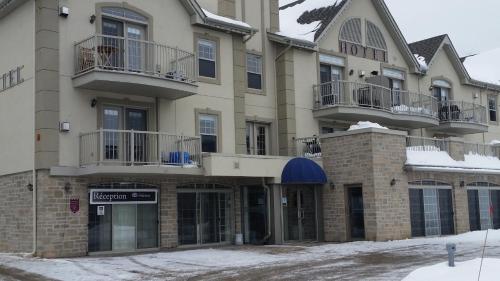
(339, 41, 387, 63)
(0, 66, 24, 93)
(90, 189, 158, 205)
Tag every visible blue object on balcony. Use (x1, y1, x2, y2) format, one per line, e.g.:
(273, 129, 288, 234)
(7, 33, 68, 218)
(281, 158, 327, 185)
(169, 152, 190, 165)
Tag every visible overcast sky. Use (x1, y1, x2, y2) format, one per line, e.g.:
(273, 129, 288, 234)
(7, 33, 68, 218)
(385, 0, 500, 56)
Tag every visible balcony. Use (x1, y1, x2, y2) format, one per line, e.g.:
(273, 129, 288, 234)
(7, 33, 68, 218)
(313, 81, 439, 129)
(73, 34, 197, 99)
(432, 101, 488, 134)
(294, 136, 322, 158)
(79, 129, 202, 174)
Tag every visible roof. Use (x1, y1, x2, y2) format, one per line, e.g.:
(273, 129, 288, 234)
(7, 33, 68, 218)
(408, 34, 447, 65)
(463, 48, 500, 86)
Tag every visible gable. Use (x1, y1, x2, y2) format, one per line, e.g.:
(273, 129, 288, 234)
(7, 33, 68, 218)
(317, 0, 414, 71)
(428, 47, 464, 86)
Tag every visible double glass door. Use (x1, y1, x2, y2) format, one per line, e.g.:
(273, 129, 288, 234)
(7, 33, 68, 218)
(284, 186, 317, 242)
(101, 18, 147, 71)
(177, 190, 232, 245)
(102, 106, 148, 164)
(320, 64, 343, 105)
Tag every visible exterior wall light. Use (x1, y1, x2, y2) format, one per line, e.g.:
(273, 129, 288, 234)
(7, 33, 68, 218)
(91, 98, 97, 108)
(390, 178, 397, 186)
(26, 183, 33, 191)
(460, 181, 465, 188)
(329, 181, 335, 190)
(59, 6, 69, 18)
(90, 15, 96, 24)
(64, 182, 72, 193)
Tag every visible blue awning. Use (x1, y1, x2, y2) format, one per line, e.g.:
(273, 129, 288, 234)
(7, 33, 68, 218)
(281, 158, 327, 185)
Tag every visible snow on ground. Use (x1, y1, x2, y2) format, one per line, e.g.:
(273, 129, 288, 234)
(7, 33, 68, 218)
(403, 258, 500, 281)
(278, 0, 338, 42)
(463, 48, 500, 86)
(202, 8, 252, 28)
(406, 149, 500, 171)
(0, 230, 498, 281)
(348, 121, 388, 131)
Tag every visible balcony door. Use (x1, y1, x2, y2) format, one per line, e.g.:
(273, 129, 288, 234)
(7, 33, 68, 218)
(320, 64, 343, 106)
(101, 10, 148, 72)
(102, 106, 148, 164)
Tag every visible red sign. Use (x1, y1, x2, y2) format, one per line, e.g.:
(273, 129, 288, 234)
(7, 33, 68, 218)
(70, 199, 80, 214)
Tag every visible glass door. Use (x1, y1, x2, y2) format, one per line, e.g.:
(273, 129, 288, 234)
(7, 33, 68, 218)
(125, 108, 148, 164)
(112, 205, 137, 251)
(126, 24, 147, 72)
(101, 19, 124, 70)
(348, 187, 365, 240)
(103, 107, 123, 161)
(284, 186, 317, 242)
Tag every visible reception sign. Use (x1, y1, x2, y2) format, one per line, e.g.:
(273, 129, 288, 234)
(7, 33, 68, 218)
(90, 189, 157, 205)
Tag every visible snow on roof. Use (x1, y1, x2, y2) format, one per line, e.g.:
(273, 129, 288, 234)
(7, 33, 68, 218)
(278, 0, 341, 42)
(406, 149, 500, 171)
(463, 48, 500, 86)
(413, 54, 428, 72)
(202, 8, 252, 29)
(348, 121, 388, 131)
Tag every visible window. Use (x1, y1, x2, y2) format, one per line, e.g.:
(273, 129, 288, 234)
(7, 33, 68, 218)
(247, 54, 262, 90)
(489, 96, 497, 122)
(199, 114, 218, 153)
(319, 63, 343, 106)
(433, 87, 450, 103)
(198, 39, 216, 79)
(246, 122, 270, 155)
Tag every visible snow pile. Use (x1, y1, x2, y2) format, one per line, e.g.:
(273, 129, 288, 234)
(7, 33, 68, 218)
(348, 121, 388, 131)
(463, 48, 500, 86)
(202, 9, 251, 28)
(406, 150, 500, 171)
(278, 0, 338, 42)
(490, 140, 500, 145)
(414, 54, 428, 72)
(403, 258, 500, 281)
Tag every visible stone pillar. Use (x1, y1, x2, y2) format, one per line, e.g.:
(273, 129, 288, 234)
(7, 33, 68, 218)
(321, 128, 411, 242)
(269, 0, 280, 33)
(234, 186, 242, 241)
(36, 171, 88, 258)
(446, 137, 465, 161)
(276, 48, 296, 156)
(160, 181, 178, 249)
(232, 35, 247, 154)
(270, 184, 283, 244)
(218, 0, 236, 18)
(35, 0, 59, 169)
(451, 177, 470, 234)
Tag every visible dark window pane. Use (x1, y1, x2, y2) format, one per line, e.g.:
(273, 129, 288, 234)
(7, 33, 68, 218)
(468, 190, 481, 231)
(490, 110, 497, 122)
(201, 135, 217, 153)
(438, 189, 455, 235)
(137, 204, 158, 249)
(199, 59, 216, 78)
(88, 204, 112, 252)
(177, 193, 198, 245)
(409, 189, 425, 237)
(492, 190, 500, 229)
(247, 73, 262, 89)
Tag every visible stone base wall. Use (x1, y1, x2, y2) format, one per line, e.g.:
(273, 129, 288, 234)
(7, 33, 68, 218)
(1, 171, 257, 257)
(0, 171, 33, 253)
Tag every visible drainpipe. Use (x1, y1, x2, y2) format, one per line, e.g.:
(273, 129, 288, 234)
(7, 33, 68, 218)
(31, 87, 37, 257)
(261, 178, 272, 243)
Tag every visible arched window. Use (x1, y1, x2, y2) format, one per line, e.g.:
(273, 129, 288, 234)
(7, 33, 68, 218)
(366, 21, 387, 51)
(409, 180, 451, 187)
(102, 7, 148, 23)
(339, 18, 362, 44)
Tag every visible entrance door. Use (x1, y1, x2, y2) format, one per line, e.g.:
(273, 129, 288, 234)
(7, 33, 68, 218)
(112, 205, 137, 251)
(284, 186, 317, 242)
(348, 187, 365, 240)
(126, 24, 147, 72)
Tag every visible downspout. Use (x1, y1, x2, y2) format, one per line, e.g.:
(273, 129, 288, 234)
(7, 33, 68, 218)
(261, 178, 272, 243)
(31, 80, 37, 257)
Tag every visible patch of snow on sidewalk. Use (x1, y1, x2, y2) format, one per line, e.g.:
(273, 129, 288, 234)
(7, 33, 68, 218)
(402, 258, 500, 281)
(348, 121, 388, 131)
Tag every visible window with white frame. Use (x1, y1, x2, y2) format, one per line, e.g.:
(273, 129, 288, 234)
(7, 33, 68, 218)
(488, 95, 497, 122)
(247, 53, 263, 90)
(198, 39, 217, 78)
(199, 114, 218, 153)
(246, 122, 270, 155)
(432, 80, 451, 103)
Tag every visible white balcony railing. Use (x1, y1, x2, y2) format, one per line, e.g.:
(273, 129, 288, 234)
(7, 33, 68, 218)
(314, 80, 438, 119)
(74, 34, 196, 84)
(294, 136, 322, 158)
(438, 100, 487, 125)
(79, 129, 202, 167)
(406, 136, 500, 157)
